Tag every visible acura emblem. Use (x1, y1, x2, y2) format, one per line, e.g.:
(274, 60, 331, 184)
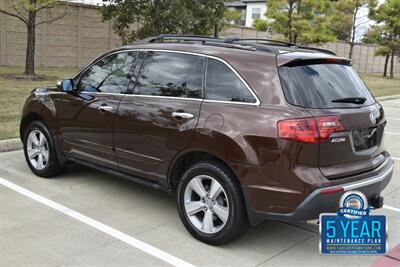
(369, 112, 376, 124)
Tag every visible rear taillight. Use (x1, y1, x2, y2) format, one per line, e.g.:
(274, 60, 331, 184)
(316, 116, 345, 140)
(277, 116, 345, 144)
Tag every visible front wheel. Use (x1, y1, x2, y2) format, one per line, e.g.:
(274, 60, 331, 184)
(177, 161, 248, 245)
(23, 121, 64, 178)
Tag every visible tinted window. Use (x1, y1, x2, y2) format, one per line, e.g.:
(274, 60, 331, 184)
(77, 51, 138, 94)
(206, 58, 256, 103)
(279, 64, 375, 108)
(134, 52, 204, 98)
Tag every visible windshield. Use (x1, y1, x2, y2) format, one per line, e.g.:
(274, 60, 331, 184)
(279, 63, 375, 108)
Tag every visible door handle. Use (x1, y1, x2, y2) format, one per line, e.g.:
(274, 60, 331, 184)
(172, 112, 194, 119)
(97, 105, 114, 112)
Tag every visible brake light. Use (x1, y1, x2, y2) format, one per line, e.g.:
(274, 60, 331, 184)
(277, 116, 345, 144)
(316, 116, 345, 140)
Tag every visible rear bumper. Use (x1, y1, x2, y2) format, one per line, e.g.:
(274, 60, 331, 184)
(244, 157, 394, 225)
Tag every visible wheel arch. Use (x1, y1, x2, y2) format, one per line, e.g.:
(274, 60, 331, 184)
(20, 111, 67, 167)
(20, 113, 46, 141)
(168, 150, 241, 194)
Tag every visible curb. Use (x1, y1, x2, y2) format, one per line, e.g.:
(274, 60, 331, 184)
(376, 94, 400, 101)
(0, 138, 22, 153)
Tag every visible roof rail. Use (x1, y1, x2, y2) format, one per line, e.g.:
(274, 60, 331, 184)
(227, 38, 295, 47)
(151, 34, 224, 43)
(142, 34, 256, 51)
(133, 35, 336, 55)
(226, 38, 336, 55)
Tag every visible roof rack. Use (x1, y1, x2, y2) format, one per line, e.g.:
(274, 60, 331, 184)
(151, 34, 224, 44)
(135, 34, 336, 55)
(226, 38, 295, 47)
(144, 34, 255, 51)
(228, 38, 336, 55)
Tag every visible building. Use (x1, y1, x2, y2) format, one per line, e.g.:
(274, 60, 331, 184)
(226, 0, 267, 27)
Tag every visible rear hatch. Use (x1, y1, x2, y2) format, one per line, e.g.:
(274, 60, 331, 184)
(278, 55, 386, 179)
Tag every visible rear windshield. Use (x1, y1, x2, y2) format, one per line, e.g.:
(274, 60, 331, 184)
(279, 63, 375, 108)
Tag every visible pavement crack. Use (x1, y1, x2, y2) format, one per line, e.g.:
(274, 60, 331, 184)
(254, 235, 315, 267)
(383, 186, 400, 197)
(280, 221, 319, 234)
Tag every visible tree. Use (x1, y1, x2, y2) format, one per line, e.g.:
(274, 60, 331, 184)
(330, 0, 370, 59)
(364, 25, 392, 77)
(252, 18, 269, 32)
(264, 0, 335, 44)
(101, 0, 227, 43)
(367, 0, 400, 78)
(217, 8, 241, 37)
(0, 0, 69, 76)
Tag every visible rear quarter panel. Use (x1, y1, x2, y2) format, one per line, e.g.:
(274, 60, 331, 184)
(191, 102, 325, 213)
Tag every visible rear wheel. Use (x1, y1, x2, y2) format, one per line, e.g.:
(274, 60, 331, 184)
(177, 161, 248, 245)
(23, 121, 64, 178)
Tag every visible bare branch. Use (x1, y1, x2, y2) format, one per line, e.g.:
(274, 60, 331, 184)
(36, 1, 60, 12)
(355, 14, 368, 20)
(355, 20, 370, 28)
(35, 10, 67, 26)
(11, 2, 27, 21)
(0, 9, 27, 24)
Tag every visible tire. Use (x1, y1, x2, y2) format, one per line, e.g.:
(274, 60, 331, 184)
(176, 161, 248, 245)
(23, 120, 64, 178)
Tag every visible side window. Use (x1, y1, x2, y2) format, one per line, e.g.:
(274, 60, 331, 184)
(76, 51, 138, 94)
(206, 58, 256, 103)
(134, 52, 204, 98)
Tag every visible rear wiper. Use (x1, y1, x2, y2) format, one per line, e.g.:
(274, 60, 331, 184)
(331, 97, 367, 104)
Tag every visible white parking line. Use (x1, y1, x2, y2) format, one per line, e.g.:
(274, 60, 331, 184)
(0, 177, 195, 267)
(382, 100, 400, 105)
(385, 131, 400, 136)
(393, 157, 400, 161)
(383, 205, 400, 214)
(383, 107, 400, 111)
(387, 117, 400, 121)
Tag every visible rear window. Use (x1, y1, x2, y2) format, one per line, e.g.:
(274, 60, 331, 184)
(279, 64, 375, 108)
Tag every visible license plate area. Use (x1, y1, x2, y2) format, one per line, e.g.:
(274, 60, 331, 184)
(352, 127, 378, 151)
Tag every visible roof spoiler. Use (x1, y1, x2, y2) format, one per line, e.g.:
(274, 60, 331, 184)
(278, 56, 351, 67)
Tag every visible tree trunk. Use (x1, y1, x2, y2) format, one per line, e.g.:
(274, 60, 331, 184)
(287, 2, 293, 43)
(24, 9, 36, 76)
(213, 23, 219, 38)
(293, 0, 301, 44)
(383, 54, 389, 77)
(153, 0, 161, 35)
(349, 43, 354, 59)
(390, 50, 394, 79)
(348, 5, 358, 59)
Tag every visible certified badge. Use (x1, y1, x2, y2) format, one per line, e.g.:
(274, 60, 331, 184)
(320, 190, 387, 254)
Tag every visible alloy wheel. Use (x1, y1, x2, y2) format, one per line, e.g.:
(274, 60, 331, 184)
(184, 175, 229, 234)
(26, 129, 49, 171)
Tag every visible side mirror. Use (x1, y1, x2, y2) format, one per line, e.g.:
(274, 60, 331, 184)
(57, 79, 73, 92)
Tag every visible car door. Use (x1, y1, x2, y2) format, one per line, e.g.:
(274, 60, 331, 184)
(114, 51, 204, 182)
(56, 51, 140, 169)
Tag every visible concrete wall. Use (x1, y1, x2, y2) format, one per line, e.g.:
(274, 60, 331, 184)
(0, 1, 122, 68)
(319, 42, 399, 75)
(0, 2, 398, 76)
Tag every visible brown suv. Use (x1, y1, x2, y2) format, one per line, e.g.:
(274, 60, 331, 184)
(20, 35, 394, 245)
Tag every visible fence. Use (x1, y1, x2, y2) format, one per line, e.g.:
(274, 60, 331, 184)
(0, 2, 399, 76)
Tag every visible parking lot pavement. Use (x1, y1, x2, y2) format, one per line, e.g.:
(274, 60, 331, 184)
(0, 98, 399, 267)
(0, 186, 169, 267)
